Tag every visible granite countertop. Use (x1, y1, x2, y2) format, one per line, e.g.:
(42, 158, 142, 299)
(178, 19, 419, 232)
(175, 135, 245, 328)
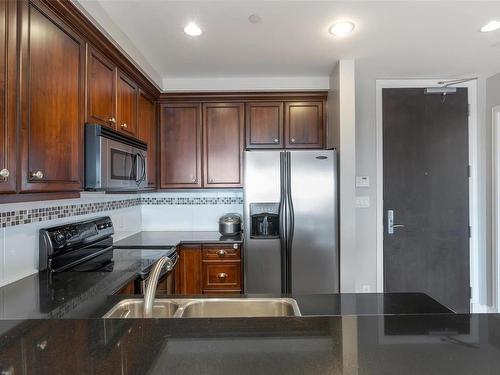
(1, 313, 499, 374)
(113, 231, 243, 248)
(0, 247, 175, 319)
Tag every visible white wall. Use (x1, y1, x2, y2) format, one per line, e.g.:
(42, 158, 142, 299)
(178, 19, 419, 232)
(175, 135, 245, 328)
(0, 190, 244, 288)
(0, 193, 141, 287)
(328, 60, 357, 292)
(486, 72, 500, 309)
(141, 191, 243, 231)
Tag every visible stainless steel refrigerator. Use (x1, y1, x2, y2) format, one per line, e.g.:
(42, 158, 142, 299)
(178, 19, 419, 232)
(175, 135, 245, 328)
(243, 150, 338, 294)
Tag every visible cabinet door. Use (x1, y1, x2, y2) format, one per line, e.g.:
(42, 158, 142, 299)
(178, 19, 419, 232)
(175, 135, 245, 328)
(117, 71, 137, 136)
(245, 102, 283, 149)
(19, 2, 85, 192)
(87, 46, 116, 128)
(0, 0, 16, 193)
(203, 103, 244, 187)
(137, 91, 157, 188)
(160, 103, 202, 188)
(175, 245, 202, 295)
(284, 101, 324, 148)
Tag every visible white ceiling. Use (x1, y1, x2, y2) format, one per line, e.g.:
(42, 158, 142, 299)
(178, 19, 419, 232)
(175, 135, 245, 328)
(75, 1, 500, 91)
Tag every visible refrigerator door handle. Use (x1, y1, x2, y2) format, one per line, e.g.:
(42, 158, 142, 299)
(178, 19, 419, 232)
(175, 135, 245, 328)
(279, 152, 288, 293)
(285, 152, 294, 292)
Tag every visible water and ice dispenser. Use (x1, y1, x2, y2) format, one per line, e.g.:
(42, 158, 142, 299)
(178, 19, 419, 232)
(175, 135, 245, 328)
(249, 203, 280, 239)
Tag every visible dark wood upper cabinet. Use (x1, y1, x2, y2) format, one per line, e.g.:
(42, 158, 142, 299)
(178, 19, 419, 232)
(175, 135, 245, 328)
(117, 71, 138, 136)
(203, 103, 244, 187)
(86, 47, 116, 128)
(245, 102, 283, 149)
(284, 101, 324, 148)
(138, 91, 157, 188)
(19, 2, 85, 192)
(160, 103, 202, 188)
(0, 0, 17, 193)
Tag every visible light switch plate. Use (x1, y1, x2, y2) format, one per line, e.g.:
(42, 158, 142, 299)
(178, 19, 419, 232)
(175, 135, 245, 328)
(356, 196, 370, 208)
(356, 176, 370, 188)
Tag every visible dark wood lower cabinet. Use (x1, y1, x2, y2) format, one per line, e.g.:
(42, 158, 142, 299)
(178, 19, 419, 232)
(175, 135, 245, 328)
(175, 243, 243, 295)
(175, 245, 203, 294)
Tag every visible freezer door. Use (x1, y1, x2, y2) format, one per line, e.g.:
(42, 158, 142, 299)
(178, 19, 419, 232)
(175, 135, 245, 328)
(243, 151, 283, 293)
(289, 150, 338, 293)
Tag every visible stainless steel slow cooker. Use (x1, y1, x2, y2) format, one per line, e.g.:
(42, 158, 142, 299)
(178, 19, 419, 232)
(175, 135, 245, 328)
(219, 213, 242, 236)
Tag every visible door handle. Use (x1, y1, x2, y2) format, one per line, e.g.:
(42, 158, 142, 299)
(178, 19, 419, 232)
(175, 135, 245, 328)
(387, 210, 406, 234)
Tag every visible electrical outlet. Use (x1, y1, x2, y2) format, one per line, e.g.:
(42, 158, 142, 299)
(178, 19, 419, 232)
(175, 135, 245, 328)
(362, 285, 371, 293)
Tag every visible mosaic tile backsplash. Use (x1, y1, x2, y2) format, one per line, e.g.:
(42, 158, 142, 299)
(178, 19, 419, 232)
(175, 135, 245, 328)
(0, 193, 243, 228)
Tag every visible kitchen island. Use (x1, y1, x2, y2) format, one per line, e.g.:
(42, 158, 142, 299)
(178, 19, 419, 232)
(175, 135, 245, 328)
(0, 313, 499, 374)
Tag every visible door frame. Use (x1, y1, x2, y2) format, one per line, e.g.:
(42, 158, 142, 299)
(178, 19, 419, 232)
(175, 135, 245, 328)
(492, 105, 500, 312)
(375, 79, 479, 311)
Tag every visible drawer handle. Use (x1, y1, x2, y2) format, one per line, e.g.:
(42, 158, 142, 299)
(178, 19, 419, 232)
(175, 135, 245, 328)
(30, 170, 44, 179)
(217, 250, 227, 257)
(217, 272, 228, 280)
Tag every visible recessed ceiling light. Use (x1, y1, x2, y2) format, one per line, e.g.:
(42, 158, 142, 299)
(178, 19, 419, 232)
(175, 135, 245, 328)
(329, 21, 355, 37)
(481, 21, 500, 33)
(184, 22, 202, 37)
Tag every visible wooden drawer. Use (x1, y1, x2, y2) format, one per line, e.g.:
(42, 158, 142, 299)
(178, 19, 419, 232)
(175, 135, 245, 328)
(202, 261, 241, 290)
(202, 244, 241, 261)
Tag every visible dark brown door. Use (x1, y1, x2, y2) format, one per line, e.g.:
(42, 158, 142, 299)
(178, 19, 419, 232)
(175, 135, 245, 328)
(203, 102, 244, 187)
(19, 2, 85, 192)
(383, 87, 470, 313)
(86, 46, 116, 129)
(137, 91, 157, 188)
(246, 102, 283, 149)
(284, 101, 323, 148)
(160, 103, 202, 188)
(117, 71, 137, 136)
(175, 245, 202, 294)
(0, 0, 17, 193)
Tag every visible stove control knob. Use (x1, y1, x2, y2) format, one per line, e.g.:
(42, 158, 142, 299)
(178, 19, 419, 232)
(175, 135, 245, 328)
(54, 233, 65, 245)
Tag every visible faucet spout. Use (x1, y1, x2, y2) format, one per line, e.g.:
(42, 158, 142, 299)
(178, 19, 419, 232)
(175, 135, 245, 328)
(144, 256, 173, 318)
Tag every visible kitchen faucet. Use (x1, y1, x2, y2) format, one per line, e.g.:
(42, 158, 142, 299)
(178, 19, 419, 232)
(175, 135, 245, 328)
(144, 256, 174, 318)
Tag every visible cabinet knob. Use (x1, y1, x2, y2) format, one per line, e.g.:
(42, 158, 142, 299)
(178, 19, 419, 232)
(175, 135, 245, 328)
(291, 138, 296, 143)
(0, 169, 9, 178)
(209, 178, 214, 183)
(233, 244, 239, 249)
(120, 123, 128, 129)
(217, 249, 227, 257)
(37, 340, 47, 350)
(108, 117, 116, 124)
(191, 177, 197, 183)
(30, 171, 44, 179)
(274, 139, 279, 143)
(217, 272, 228, 280)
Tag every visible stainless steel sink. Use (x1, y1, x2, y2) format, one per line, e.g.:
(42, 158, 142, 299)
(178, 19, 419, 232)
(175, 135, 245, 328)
(177, 298, 301, 318)
(102, 298, 301, 318)
(103, 299, 179, 318)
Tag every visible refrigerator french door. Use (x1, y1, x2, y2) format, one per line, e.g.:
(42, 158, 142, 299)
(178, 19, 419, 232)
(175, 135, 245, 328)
(244, 150, 338, 294)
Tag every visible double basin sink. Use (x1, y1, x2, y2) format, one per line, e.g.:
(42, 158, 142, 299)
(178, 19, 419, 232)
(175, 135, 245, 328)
(103, 298, 301, 318)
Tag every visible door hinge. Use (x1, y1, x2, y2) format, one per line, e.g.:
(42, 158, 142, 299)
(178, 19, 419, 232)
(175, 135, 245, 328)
(467, 104, 471, 117)
(467, 165, 471, 178)
(468, 226, 472, 238)
(469, 286, 472, 300)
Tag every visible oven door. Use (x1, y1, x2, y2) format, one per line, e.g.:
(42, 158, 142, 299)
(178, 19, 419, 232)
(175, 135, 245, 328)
(101, 137, 147, 190)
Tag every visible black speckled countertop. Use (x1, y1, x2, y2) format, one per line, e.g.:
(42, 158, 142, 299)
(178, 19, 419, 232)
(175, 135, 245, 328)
(113, 230, 243, 248)
(1, 314, 499, 374)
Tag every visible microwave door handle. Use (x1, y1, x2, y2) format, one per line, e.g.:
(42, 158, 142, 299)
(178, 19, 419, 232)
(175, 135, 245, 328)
(136, 153, 146, 184)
